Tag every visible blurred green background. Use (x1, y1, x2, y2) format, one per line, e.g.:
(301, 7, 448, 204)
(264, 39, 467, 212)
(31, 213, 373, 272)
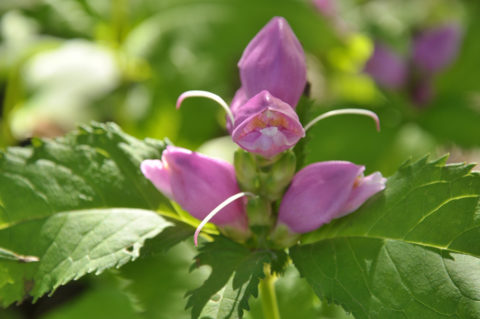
(0, 0, 479, 318)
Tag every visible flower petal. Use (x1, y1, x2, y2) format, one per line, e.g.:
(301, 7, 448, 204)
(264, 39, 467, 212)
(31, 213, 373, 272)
(277, 161, 363, 233)
(336, 171, 386, 218)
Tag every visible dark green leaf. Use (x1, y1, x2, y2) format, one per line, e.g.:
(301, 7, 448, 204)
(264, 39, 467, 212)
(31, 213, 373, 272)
(291, 156, 480, 319)
(187, 236, 287, 319)
(141, 223, 195, 256)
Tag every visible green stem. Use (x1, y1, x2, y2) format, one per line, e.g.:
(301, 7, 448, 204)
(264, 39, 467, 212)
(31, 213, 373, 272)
(1, 65, 21, 147)
(260, 264, 281, 319)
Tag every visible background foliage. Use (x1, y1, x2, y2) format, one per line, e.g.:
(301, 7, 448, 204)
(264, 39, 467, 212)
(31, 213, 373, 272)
(0, 0, 479, 318)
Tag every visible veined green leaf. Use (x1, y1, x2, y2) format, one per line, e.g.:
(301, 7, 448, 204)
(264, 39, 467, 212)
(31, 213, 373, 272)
(0, 208, 172, 306)
(291, 157, 480, 319)
(0, 122, 195, 306)
(0, 122, 169, 229)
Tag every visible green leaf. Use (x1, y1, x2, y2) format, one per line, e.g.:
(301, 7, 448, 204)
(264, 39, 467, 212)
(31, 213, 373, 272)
(187, 236, 287, 319)
(0, 121, 169, 229)
(119, 242, 208, 319)
(0, 208, 171, 306)
(418, 94, 480, 148)
(140, 223, 195, 257)
(0, 122, 188, 306)
(290, 156, 480, 319)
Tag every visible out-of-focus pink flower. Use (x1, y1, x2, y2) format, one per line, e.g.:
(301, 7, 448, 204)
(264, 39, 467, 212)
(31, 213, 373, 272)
(238, 16, 306, 107)
(141, 146, 247, 229)
(277, 161, 386, 233)
(364, 42, 408, 89)
(313, 0, 336, 18)
(412, 24, 462, 74)
(230, 90, 305, 158)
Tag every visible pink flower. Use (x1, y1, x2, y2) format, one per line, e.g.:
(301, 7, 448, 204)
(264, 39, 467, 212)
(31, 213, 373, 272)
(230, 90, 305, 158)
(277, 161, 386, 233)
(364, 42, 408, 89)
(413, 24, 462, 74)
(141, 146, 247, 229)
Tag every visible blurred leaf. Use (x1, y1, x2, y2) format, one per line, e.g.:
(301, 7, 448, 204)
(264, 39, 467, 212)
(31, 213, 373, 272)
(0, 208, 171, 306)
(302, 107, 403, 175)
(438, 2, 480, 94)
(418, 94, 480, 148)
(291, 156, 480, 319)
(119, 241, 207, 319)
(187, 236, 287, 319)
(39, 276, 142, 319)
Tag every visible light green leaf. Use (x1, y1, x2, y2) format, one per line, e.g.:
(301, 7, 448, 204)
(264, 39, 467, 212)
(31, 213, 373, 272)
(0, 208, 171, 306)
(291, 157, 480, 319)
(199, 276, 245, 319)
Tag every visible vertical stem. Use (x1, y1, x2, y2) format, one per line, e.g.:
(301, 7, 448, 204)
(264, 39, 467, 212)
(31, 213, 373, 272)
(260, 264, 281, 319)
(1, 65, 21, 147)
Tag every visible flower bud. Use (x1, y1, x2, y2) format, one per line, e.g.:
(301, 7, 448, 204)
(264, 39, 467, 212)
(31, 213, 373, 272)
(234, 149, 260, 192)
(238, 16, 306, 107)
(246, 196, 272, 227)
(231, 90, 305, 158)
(413, 24, 461, 74)
(141, 146, 248, 229)
(277, 161, 386, 234)
(364, 42, 407, 89)
(261, 150, 296, 200)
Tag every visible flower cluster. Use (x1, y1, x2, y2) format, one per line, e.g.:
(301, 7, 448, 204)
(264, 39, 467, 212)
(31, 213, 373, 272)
(141, 17, 386, 248)
(365, 24, 462, 106)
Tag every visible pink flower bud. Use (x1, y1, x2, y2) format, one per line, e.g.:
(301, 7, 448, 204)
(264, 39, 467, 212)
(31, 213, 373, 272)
(277, 161, 386, 233)
(238, 17, 307, 107)
(364, 42, 407, 89)
(231, 90, 305, 158)
(413, 24, 462, 74)
(141, 146, 247, 228)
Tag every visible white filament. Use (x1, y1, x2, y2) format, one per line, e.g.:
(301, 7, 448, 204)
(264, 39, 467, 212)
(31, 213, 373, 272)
(176, 90, 235, 125)
(304, 108, 380, 132)
(194, 192, 255, 247)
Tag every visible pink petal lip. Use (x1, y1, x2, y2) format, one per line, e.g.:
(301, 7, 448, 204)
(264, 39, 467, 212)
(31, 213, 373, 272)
(230, 90, 305, 158)
(277, 161, 386, 233)
(232, 107, 305, 158)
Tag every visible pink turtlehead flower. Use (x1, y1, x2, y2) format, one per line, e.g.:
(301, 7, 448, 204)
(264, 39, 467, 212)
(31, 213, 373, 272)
(413, 24, 462, 74)
(277, 161, 386, 233)
(141, 146, 247, 229)
(230, 90, 305, 158)
(364, 42, 408, 89)
(238, 16, 306, 107)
